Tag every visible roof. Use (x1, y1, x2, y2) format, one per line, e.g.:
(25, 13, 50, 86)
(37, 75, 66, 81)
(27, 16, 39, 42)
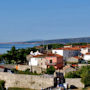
(35, 46, 43, 49)
(73, 56, 81, 59)
(32, 54, 63, 58)
(80, 45, 90, 48)
(85, 53, 90, 55)
(54, 45, 90, 50)
(54, 47, 80, 51)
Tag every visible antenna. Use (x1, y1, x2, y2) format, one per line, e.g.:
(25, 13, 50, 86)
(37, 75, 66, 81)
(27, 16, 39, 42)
(43, 40, 44, 48)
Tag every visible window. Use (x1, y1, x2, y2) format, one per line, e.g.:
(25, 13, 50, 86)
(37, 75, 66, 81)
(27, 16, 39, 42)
(50, 60, 52, 63)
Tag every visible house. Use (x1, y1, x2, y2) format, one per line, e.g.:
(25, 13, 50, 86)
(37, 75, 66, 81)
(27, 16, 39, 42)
(27, 54, 63, 69)
(67, 56, 81, 64)
(83, 53, 90, 61)
(45, 54, 63, 69)
(28, 55, 47, 69)
(64, 45, 72, 48)
(52, 47, 80, 61)
(80, 45, 90, 55)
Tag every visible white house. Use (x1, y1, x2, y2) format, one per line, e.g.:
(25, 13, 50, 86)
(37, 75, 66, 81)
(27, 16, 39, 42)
(83, 53, 90, 61)
(80, 47, 90, 55)
(52, 49, 63, 56)
(29, 57, 38, 66)
(52, 47, 80, 61)
(28, 55, 47, 69)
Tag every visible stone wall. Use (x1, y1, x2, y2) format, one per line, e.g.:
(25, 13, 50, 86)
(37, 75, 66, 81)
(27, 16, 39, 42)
(0, 64, 15, 69)
(18, 65, 46, 73)
(66, 78, 84, 88)
(0, 72, 53, 90)
(78, 64, 90, 68)
(0, 72, 85, 89)
(0, 64, 46, 73)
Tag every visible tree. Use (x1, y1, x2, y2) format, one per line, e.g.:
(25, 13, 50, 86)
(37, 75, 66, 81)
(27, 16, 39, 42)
(46, 66, 55, 74)
(81, 71, 90, 87)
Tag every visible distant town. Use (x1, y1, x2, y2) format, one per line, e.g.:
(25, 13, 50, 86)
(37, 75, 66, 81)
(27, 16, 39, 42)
(0, 42, 90, 90)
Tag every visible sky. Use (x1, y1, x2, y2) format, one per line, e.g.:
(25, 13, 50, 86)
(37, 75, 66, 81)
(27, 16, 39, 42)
(0, 0, 90, 42)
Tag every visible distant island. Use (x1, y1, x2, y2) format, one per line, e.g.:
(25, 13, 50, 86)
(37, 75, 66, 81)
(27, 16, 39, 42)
(0, 37, 90, 44)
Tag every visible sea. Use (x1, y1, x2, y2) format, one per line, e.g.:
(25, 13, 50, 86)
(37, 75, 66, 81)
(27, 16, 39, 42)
(0, 43, 40, 54)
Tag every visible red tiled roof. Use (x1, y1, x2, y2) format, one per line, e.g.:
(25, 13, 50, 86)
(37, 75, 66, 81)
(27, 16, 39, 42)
(85, 53, 90, 55)
(73, 56, 81, 59)
(32, 54, 63, 58)
(54, 47, 80, 50)
(80, 45, 90, 48)
(35, 46, 43, 49)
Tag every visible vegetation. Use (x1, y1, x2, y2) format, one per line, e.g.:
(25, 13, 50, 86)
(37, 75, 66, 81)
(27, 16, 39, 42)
(12, 69, 41, 75)
(8, 87, 33, 90)
(87, 61, 90, 64)
(0, 46, 38, 64)
(46, 66, 55, 74)
(83, 87, 90, 90)
(41, 43, 64, 49)
(0, 80, 5, 90)
(65, 66, 90, 87)
(66, 43, 87, 46)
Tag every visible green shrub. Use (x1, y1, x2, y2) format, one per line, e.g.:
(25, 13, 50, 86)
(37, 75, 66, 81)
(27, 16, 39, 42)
(65, 71, 81, 78)
(12, 68, 41, 75)
(65, 66, 90, 87)
(81, 71, 90, 87)
(8, 87, 33, 90)
(88, 61, 90, 64)
(0, 80, 5, 90)
(46, 66, 55, 74)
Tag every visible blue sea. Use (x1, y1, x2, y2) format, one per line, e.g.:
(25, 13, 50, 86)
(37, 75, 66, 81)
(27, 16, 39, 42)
(0, 43, 40, 54)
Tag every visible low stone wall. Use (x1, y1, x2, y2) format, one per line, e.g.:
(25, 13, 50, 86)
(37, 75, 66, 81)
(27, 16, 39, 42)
(0, 64, 46, 73)
(66, 78, 84, 88)
(0, 72, 53, 89)
(0, 72, 85, 89)
(18, 65, 46, 73)
(0, 64, 16, 69)
(78, 64, 90, 68)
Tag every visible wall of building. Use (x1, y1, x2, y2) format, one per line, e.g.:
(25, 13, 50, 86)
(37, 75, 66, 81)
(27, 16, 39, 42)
(29, 57, 38, 66)
(0, 72, 53, 89)
(38, 58, 47, 69)
(83, 55, 90, 61)
(81, 48, 88, 55)
(67, 57, 78, 63)
(63, 50, 80, 61)
(45, 56, 57, 63)
(52, 50, 63, 56)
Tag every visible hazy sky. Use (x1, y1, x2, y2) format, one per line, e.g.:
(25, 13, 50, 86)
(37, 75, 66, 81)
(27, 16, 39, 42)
(0, 0, 90, 42)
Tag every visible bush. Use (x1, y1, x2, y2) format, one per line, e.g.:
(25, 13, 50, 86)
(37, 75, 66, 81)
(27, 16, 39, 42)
(65, 71, 81, 78)
(46, 66, 55, 74)
(88, 61, 90, 64)
(0, 80, 5, 90)
(65, 66, 90, 87)
(81, 71, 90, 87)
(8, 87, 33, 90)
(65, 66, 90, 79)
(11, 69, 41, 75)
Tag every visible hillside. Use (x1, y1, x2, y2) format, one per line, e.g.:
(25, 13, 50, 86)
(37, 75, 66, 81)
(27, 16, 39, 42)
(41, 37, 90, 44)
(1, 37, 90, 45)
